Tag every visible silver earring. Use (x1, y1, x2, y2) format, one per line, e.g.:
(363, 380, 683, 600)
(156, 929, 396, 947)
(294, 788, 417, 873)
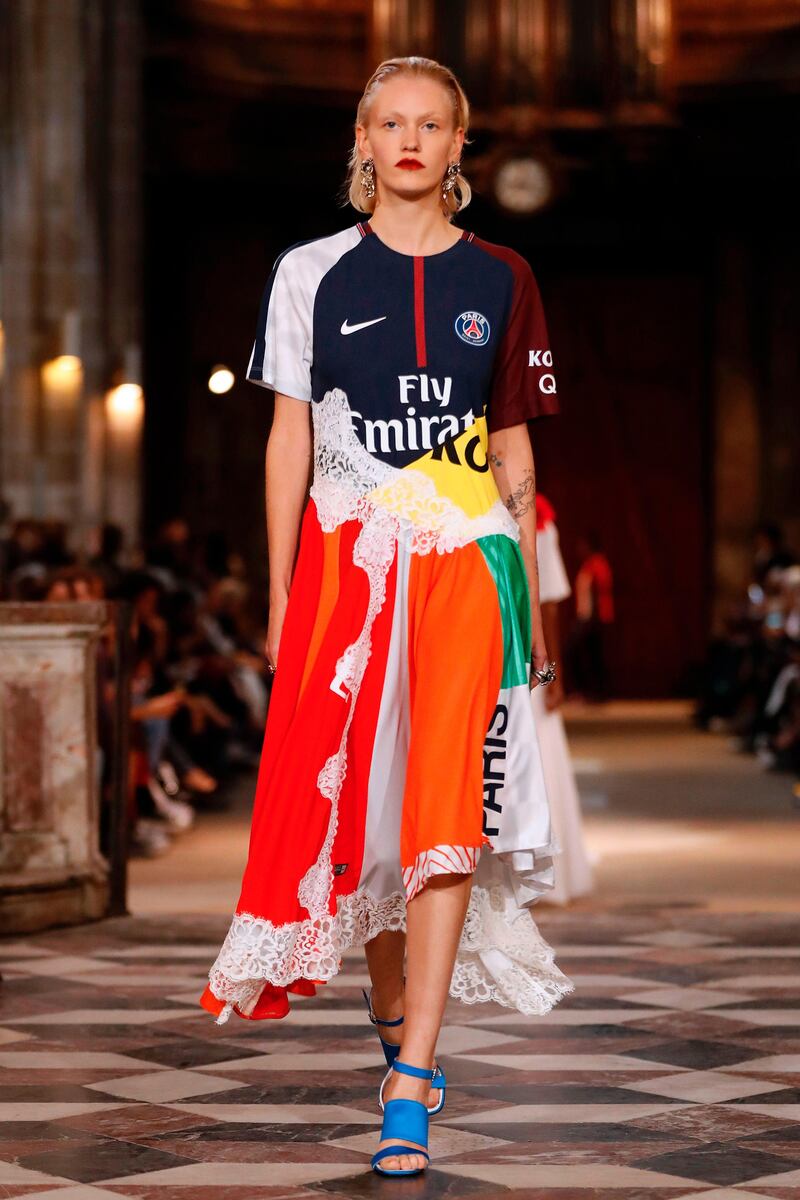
(442, 161, 460, 200)
(360, 157, 375, 199)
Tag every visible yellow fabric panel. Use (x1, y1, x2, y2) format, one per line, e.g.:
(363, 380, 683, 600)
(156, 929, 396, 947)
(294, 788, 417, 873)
(368, 415, 501, 520)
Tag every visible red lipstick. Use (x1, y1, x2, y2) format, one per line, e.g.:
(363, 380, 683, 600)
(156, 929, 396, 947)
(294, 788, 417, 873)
(396, 158, 424, 170)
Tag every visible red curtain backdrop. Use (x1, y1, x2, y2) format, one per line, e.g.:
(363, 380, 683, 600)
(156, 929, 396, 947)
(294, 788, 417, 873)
(536, 272, 708, 698)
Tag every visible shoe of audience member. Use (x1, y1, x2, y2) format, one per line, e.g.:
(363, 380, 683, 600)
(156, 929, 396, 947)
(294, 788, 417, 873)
(182, 766, 218, 794)
(131, 817, 173, 858)
(156, 760, 182, 796)
(147, 778, 196, 832)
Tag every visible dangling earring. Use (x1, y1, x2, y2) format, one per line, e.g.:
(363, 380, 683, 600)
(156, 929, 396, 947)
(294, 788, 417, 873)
(442, 161, 460, 201)
(360, 157, 375, 199)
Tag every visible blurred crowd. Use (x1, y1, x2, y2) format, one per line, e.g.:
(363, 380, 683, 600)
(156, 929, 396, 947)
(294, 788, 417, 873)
(2, 507, 796, 862)
(697, 522, 800, 793)
(0, 514, 270, 858)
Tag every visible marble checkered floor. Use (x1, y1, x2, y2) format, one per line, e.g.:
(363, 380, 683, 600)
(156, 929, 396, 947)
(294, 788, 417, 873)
(1, 910, 800, 1199)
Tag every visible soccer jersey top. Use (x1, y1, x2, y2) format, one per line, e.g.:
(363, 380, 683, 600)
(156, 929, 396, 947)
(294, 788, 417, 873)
(247, 219, 557, 449)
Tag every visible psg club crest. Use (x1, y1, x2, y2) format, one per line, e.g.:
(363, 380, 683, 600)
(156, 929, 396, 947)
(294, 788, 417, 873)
(455, 310, 490, 346)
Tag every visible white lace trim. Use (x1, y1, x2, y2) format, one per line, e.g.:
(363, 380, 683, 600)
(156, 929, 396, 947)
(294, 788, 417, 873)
(402, 844, 481, 901)
(309, 387, 519, 554)
(208, 888, 406, 1023)
(208, 882, 573, 1024)
(452, 883, 574, 1014)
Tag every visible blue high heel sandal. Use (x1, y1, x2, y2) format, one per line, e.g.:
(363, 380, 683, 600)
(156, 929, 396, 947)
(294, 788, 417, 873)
(362, 987, 446, 1115)
(371, 1059, 433, 1177)
(362, 987, 403, 1067)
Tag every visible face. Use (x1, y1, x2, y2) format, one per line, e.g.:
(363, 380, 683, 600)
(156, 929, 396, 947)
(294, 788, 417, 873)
(164, 518, 190, 544)
(137, 586, 159, 617)
(357, 74, 464, 206)
(754, 531, 774, 558)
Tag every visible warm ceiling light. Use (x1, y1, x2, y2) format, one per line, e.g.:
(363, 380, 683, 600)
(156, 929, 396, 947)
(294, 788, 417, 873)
(43, 353, 82, 375)
(41, 353, 84, 398)
(105, 343, 144, 425)
(106, 382, 144, 418)
(208, 364, 235, 394)
(43, 311, 82, 376)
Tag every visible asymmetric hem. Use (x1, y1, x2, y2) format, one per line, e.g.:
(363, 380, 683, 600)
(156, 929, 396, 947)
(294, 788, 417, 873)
(200, 221, 573, 1022)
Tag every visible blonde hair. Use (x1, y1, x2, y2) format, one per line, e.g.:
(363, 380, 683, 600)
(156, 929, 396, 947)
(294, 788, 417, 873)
(342, 56, 473, 220)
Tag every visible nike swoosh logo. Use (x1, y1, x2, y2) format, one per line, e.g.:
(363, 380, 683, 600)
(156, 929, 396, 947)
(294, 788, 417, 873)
(340, 316, 387, 335)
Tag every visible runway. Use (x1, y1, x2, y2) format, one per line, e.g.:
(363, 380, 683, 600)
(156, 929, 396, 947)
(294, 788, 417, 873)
(1, 703, 799, 1197)
(129, 700, 800, 917)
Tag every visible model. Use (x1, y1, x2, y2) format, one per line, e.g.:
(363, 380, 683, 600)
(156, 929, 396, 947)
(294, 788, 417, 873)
(199, 55, 574, 1178)
(532, 496, 595, 903)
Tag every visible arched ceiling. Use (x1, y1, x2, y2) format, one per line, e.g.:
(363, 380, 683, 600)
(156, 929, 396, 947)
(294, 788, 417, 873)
(148, 0, 800, 101)
(143, 0, 800, 185)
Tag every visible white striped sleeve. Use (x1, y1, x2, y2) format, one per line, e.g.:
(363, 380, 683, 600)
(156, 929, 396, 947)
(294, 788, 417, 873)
(246, 248, 313, 402)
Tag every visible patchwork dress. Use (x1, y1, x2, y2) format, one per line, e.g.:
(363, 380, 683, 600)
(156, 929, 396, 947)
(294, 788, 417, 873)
(199, 220, 574, 1024)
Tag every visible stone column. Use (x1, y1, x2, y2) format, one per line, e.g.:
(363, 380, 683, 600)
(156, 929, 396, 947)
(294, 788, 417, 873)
(0, 602, 110, 933)
(0, 0, 143, 557)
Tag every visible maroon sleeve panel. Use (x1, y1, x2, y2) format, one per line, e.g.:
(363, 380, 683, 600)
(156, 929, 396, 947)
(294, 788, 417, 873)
(474, 238, 559, 433)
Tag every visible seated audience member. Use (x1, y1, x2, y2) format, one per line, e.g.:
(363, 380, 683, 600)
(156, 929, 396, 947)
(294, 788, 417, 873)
(696, 526, 799, 794)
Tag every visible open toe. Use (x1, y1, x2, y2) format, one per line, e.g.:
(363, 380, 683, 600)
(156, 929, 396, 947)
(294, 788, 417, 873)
(371, 1060, 433, 1178)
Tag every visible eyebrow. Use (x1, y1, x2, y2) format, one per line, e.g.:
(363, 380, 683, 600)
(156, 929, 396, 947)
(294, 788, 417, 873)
(380, 110, 446, 120)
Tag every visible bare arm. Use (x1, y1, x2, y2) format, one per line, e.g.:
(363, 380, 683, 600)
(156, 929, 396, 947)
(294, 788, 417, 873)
(487, 422, 549, 688)
(264, 393, 313, 669)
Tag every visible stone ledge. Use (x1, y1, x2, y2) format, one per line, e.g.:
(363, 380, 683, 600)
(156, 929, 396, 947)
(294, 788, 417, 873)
(0, 600, 112, 632)
(0, 861, 109, 891)
(0, 871, 112, 935)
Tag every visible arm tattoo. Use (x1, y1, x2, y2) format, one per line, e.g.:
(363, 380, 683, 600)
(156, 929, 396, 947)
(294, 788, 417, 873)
(505, 467, 536, 520)
(488, 451, 504, 468)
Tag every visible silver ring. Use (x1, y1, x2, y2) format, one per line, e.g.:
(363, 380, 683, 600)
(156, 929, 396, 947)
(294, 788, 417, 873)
(532, 660, 557, 686)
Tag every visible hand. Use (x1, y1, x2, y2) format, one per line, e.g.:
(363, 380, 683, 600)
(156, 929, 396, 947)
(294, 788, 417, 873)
(529, 626, 549, 691)
(265, 594, 288, 674)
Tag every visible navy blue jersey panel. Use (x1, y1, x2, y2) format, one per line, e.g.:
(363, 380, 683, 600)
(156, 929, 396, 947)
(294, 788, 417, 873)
(245, 222, 559, 455)
(311, 233, 516, 469)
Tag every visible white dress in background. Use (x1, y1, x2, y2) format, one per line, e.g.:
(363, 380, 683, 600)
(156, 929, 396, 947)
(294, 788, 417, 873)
(533, 513, 595, 903)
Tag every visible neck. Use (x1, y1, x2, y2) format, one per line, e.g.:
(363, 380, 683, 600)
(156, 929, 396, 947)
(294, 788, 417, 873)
(366, 197, 461, 255)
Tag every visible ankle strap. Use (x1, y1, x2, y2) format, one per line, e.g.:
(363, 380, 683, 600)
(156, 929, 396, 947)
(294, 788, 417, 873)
(362, 987, 404, 1028)
(393, 1058, 435, 1081)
